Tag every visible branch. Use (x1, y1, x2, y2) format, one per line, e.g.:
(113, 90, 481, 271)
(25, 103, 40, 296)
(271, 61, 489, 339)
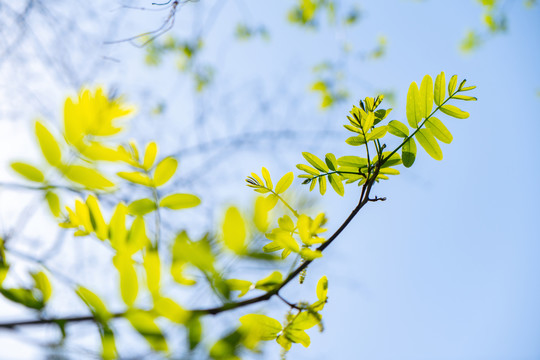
(0, 168, 381, 328)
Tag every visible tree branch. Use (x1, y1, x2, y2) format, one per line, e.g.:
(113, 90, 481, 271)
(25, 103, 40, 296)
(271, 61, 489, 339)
(0, 168, 381, 328)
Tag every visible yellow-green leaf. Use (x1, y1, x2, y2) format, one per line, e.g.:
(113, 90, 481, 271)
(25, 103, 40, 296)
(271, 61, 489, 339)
(448, 74, 458, 94)
(296, 164, 319, 175)
(328, 173, 344, 196)
(452, 95, 477, 101)
(117, 171, 152, 187)
(345, 136, 366, 146)
(416, 129, 443, 160)
(226, 279, 252, 298)
(154, 296, 189, 324)
(261, 167, 273, 190)
(440, 105, 469, 119)
(45, 191, 61, 217)
(419, 74, 434, 119)
(302, 152, 328, 172)
(319, 176, 326, 195)
(434, 71, 446, 106)
(425, 117, 453, 144)
(337, 156, 368, 168)
(255, 271, 282, 291)
(76, 286, 111, 323)
(222, 207, 246, 254)
(31, 271, 52, 303)
(153, 157, 177, 187)
(406, 82, 421, 128)
(64, 165, 114, 189)
(159, 193, 201, 210)
(143, 250, 160, 295)
(143, 142, 158, 170)
(113, 253, 138, 307)
(402, 137, 417, 168)
(35, 121, 62, 167)
(86, 195, 107, 240)
(388, 120, 409, 138)
(11, 162, 44, 182)
(366, 125, 388, 141)
(239, 314, 282, 341)
(300, 248, 323, 260)
(274, 172, 294, 194)
(128, 198, 156, 216)
(126, 310, 168, 352)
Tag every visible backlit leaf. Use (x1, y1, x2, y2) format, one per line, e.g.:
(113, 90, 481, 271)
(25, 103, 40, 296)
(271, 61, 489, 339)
(126, 310, 168, 351)
(337, 156, 368, 168)
(113, 253, 138, 307)
(159, 193, 200, 210)
(64, 165, 114, 189)
(35, 121, 62, 167)
(226, 279, 252, 297)
(274, 172, 294, 194)
(388, 120, 409, 138)
(302, 152, 328, 172)
(318, 176, 326, 195)
(154, 157, 177, 187)
(255, 271, 282, 292)
(328, 173, 344, 196)
(416, 129, 443, 160)
(45, 191, 61, 217)
(425, 117, 453, 144)
(440, 105, 469, 119)
(11, 162, 44, 182)
(406, 82, 421, 128)
(240, 314, 282, 341)
(448, 74, 458, 94)
(128, 198, 156, 216)
(419, 75, 434, 118)
(143, 250, 160, 295)
(143, 142, 158, 170)
(222, 207, 246, 254)
(117, 171, 152, 187)
(76, 286, 111, 323)
(402, 137, 417, 168)
(434, 71, 446, 106)
(261, 167, 273, 189)
(31, 271, 52, 303)
(345, 136, 366, 146)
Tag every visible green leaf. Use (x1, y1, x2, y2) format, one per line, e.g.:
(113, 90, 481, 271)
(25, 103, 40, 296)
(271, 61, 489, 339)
(11, 162, 44, 182)
(406, 82, 422, 128)
(419, 75, 434, 119)
(45, 191, 61, 217)
(296, 164, 319, 175)
(302, 152, 328, 172)
(324, 153, 337, 171)
(153, 296, 189, 324)
(64, 165, 114, 189)
(328, 173, 344, 196)
(143, 250, 160, 295)
(31, 271, 52, 303)
(452, 95, 477, 101)
(345, 136, 366, 146)
(35, 121, 61, 167)
(402, 138, 417, 168)
(448, 74, 458, 94)
(159, 194, 201, 210)
(76, 286, 111, 323)
(113, 253, 138, 307)
(362, 111, 375, 133)
(425, 117, 453, 144)
(434, 71, 446, 106)
(284, 329, 310, 347)
(153, 157, 177, 187)
(128, 198, 156, 216)
(459, 85, 476, 91)
(337, 156, 368, 168)
(366, 125, 388, 141)
(440, 105, 469, 119)
(0, 288, 43, 310)
(261, 167, 273, 189)
(255, 271, 282, 291)
(416, 129, 443, 160)
(222, 207, 246, 254)
(142, 142, 158, 170)
(239, 314, 282, 341)
(117, 171, 153, 187)
(226, 279, 252, 298)
(319, 176, 326, 195)
(274, 172, 294, 194)
(387, 120, 409, 138)
(300, 248, 323, 260)
(126, 310, 168, 352)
